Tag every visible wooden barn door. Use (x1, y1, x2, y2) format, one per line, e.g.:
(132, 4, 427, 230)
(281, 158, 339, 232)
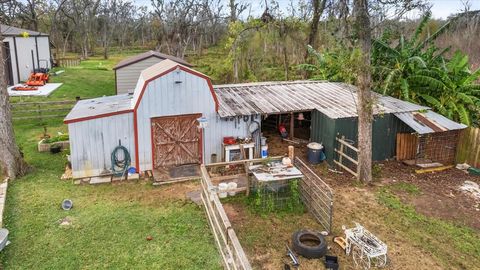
(151, 114, 202, 168)
(396, 133, 418, 160)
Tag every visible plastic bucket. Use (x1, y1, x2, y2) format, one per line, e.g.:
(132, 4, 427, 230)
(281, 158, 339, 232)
(260, 136, 267, 146)
(218, 183, 228, 198)
(227, 182, 238, 196)
(61, 199, 73, 210)
(307, 142, 324, 164)
(261, 145, 268, 159)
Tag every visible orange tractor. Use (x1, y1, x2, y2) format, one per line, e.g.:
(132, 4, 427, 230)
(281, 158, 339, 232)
(26, 72, 49, 86)
(13, 68, 50, 91)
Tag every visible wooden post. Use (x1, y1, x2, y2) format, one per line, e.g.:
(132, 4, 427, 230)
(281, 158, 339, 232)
(288, 145, 294, 161)
(339, 136, 345, 166)
(290, 112, 294, 139)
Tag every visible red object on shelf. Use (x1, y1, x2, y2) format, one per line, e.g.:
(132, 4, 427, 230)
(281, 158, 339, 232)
(223, 136, 236, 145)
(278, 124, 288, 138)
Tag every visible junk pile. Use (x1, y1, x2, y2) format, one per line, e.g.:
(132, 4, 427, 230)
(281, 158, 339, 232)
(459, 181, 480, 201)
(285, 229, 337, 269)
(456, 163, 480, 176)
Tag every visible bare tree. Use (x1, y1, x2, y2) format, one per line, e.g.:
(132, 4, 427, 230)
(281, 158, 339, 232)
(0, 31, 30, 179)
(353, 0, 372, 183)
(305, 0, 327, 58)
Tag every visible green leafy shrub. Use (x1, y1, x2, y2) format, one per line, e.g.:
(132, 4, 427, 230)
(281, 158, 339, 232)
(43, 134, 69, 144)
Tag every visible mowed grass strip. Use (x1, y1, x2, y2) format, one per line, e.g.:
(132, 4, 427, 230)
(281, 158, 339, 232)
(2, 54, 222, 269)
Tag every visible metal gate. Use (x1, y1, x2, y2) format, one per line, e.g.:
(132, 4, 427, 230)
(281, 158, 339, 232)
(295, 157, 334, 233)
(151, 114, 202, 168)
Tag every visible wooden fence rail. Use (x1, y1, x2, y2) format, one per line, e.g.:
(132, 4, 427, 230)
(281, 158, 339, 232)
(334, 136, 359, 177)
(10, 100, 76, 121)
(56, 58, 81, 67)
(456, 127, 480, 168)
(200, 165, 252, 270)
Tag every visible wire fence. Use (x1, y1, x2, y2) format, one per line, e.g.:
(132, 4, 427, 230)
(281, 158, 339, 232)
(10, 100, 76, 121)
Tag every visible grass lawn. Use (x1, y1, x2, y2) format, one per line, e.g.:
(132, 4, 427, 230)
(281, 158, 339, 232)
(1, 53, 222, 269)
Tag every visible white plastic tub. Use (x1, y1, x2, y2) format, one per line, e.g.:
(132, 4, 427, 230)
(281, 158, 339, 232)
(218, 183, 228, 198)
(227, 182, 238, 196)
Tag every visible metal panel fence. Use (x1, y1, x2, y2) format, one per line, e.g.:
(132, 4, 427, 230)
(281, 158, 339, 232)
(294, 157, 334, 234)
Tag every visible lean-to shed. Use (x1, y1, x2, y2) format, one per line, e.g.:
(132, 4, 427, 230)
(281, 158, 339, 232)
(113, 51, 192, 95)
(65, 60, 259, 179)
(1, 24, 51, 85)
(213, 81, 467, 164)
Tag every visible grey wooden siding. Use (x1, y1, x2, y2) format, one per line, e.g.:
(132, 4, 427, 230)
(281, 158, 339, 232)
(116, 57, 164, 94)
(68, 113, 135, 178)
(135, 69, 257, 171)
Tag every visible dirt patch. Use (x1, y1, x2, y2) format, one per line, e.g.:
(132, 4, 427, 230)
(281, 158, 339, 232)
(267, 133, 480, 229)
(254, 134, 480, 269)
(379, 161, 480, 229)
(225, 188, 445, 270)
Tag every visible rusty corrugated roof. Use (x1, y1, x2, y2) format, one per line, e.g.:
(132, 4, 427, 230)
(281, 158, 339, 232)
(213, 81, 428, 118)
(394, 111, 467, 134)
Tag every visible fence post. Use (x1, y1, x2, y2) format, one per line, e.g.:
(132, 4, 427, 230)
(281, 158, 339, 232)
(339, 135, 345, 166)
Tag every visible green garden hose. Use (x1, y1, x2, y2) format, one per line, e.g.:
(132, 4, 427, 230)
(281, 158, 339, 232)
(111, 144, 131, 177)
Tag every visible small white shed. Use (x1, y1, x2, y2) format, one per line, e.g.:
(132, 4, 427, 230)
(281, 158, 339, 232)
(113, 50, 192, 95)
(65, 60, 258, 179)
(1, 25, 51, 86)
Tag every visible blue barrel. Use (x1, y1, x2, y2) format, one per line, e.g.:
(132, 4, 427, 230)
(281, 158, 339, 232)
(307, 142, 324, 164)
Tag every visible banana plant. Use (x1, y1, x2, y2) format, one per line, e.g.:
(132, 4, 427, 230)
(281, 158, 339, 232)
(372, 11, 450, 100)
(409, 51, 480, 125)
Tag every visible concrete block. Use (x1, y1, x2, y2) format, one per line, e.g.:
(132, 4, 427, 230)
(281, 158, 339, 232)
(90, 176, 112, 185)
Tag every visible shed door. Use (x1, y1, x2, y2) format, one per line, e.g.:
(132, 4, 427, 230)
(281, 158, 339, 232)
(396, 133, 418, 160)
(151, 114, 201, 168)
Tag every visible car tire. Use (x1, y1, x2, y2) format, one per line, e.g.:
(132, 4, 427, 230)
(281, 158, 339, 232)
(292, 230, 328, 259)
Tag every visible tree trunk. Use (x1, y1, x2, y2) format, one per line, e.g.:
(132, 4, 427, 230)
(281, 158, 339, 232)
(0, 35, 30, 179)
(353, 0, 373, 183)
(229, 0, 237, 22)
(304, 0, 326, 59)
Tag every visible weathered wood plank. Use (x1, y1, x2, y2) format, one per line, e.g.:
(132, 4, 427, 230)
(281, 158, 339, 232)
(336, 137, 359, 152)
(335, 149, 358, 165)
(456, 127, 480, 168)
(334, 160, 358, 177)
(200, 164, 252, 270)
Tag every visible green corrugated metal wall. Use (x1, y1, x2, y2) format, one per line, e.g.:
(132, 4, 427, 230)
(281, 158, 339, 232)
(311, 110, 414, 164)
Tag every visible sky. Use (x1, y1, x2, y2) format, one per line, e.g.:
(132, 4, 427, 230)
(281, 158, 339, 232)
(138, 0, 480, 19)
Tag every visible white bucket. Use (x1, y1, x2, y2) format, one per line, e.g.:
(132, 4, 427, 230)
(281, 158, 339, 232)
(261, 145, 268, 159)
(261, 136, 267, 146)
(218, 183, 228, 198)
(227, 182, 238, 196)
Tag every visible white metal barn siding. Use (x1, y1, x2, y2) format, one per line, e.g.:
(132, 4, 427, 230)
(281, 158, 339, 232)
(65, 60, 257, 178)
(115, 57, 163, 95)
(1, 25, 51, 84)
(134, 65, 255, 171)
(68, 113, 135, 178)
